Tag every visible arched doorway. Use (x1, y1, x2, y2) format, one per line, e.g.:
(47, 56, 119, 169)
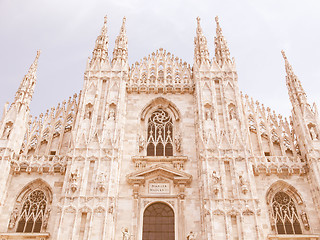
(142, 202, 175, 240)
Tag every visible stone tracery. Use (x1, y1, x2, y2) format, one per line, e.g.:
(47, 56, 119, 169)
(146, 109, 173, 156)
(16, 190, 48, 233)
(272, 192, 302, 234)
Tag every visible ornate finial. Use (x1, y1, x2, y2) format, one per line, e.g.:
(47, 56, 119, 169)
(36, 50, 41, 59)
(281, 50, 293, 74)
(29, 50, 41, 73)
(215, 16, 219, 25)
(281, 50, 287, 60)
(101, 15, 107, 35)
(194, 16, 209, 66)
(120, 16, 127, 33)
(196, 16, 201, 24)
(196, 16, 203, 34)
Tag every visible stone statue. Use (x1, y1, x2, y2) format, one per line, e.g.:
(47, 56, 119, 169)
(8, 207, 19, 229)
(70, 169, 79, 192)
(205, 108, 212, 121)
(239, 175, 246, 186)
(2, 124, 12, 139)
(122, 227, 131, 240)
(84, 104, 93, 119)
(138, 135, 145, 152)
(42, 208, 51, 229)
(301, 211, 310, 230)
(97, 172, 106, 192)
(187, 230, 197, 240)
(229, 106, 237, 120)
(309, 126, 318, 140)
(174, 135, 182, 152)
(239, 174, 248, 194)
(108, 108, 116, 120)
(212, 171, 221, 185)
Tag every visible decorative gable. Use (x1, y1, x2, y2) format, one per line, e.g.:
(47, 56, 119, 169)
(127, 164, 192, 199)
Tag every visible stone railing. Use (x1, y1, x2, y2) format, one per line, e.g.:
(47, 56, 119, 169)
(0, 232, 50, 240)
(132, 156, 188, 170)
(267, 234, 319, 240)
(126, 80, 194, 94)
(251, 156, 307, 176)
(10, 155, 69, 175)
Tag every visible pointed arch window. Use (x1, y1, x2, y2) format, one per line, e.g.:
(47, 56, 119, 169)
(146, 109, 173, 156)
(272, 192, 302, 234)
(16, 190, 47, 233)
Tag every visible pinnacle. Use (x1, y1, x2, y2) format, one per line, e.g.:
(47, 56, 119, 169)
(28, 50, 41, 75)
(281, 50, 287, 60)
(112, 16, 128, 67)
(14, 50, 41, 106)
(281, 50, 295, 77)
(101, 15, 108, 35)
(89, 15, 109, 69)
(120, 16, 127, 34)
(26, 50, 41, 79)
(282, 50, 308, 107)
(196, 16, 201, 27)
(194, 16, 210, 67)
(214, 16, 232, 67)
(215, 16, 220, 27)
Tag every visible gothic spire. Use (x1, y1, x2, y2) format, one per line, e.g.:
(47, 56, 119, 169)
(14, 50, 40, 106)
(112, 17, 128, 68)
(90, 15, 110, 69)
(194, 17, 210, 67)
(281, 50, 308, 107)
(214, 16, 232, 67)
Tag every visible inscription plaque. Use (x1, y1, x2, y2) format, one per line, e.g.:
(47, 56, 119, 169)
(149, 183, 170, 194)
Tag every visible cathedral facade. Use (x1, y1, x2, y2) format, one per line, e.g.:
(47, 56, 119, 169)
(0, 16, 320, 240)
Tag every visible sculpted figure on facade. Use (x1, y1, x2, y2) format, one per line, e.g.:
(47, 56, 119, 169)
(70, 169, 80, 192)
(174, 134, 182, 153)
(229, 104, 237, 120)
(309, 125, 318, 140)
(84, 103, 93, 119)
(97, 172, 106, 192)
(138, 135, 145, 152)
(42, 207, 51, 230)
(122, 227, 131, 240)
(8, 207, 19, 229)
(2, 123, 12, 139)
(301, 211, 310, 230)
(212, 170, 221, 184)
(212, 170, 220, 195)
(108, 107, 116, 121)
(205, 106, 213, 121)
(239, 174, 248, 194)
(187, 230, 197, 240)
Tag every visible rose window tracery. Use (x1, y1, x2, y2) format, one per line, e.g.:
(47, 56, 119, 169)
(146, 109, 173, 156)
(272, 192, 302, 235)
(16, 190, 47, 233)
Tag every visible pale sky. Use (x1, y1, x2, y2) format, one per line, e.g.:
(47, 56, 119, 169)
(1, 0, 320, 118)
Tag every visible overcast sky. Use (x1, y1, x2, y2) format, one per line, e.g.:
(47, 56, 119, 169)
(1, 0, 320, 119)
